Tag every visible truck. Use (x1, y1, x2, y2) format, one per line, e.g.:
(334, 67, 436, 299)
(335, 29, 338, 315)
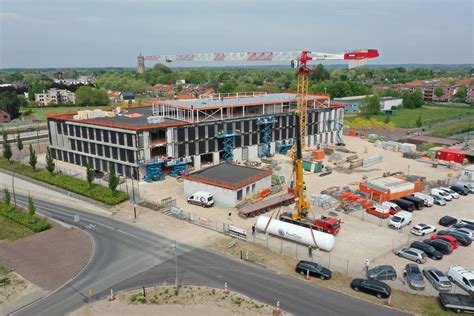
(366, 204, 391, 218)
(238, 193, 295, 218)
(280, 214, 342, 235)
(401, 195, 424, 210)
(439, 293, 474, 314)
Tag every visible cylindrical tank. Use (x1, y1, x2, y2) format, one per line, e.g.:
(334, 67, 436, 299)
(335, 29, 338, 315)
(256, 216, 335, 252)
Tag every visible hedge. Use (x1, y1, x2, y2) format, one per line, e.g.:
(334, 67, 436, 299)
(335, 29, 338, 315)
(0, 158, 129, 205)
(0, 202, 51, 233)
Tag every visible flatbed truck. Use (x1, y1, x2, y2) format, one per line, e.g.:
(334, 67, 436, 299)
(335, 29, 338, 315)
(439, 293, 474, 314)
(238, 193, 295, 218)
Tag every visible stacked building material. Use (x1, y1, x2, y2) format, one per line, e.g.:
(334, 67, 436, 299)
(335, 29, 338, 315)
(310, 194, 338, 209)
(383, 141, 401, 152)
(328, 152, 342, 162)
(403, 151, 423, 159)
(400, 143, 417, 153)
(349, 159, 363, 169)
(363, 155, 383, 167)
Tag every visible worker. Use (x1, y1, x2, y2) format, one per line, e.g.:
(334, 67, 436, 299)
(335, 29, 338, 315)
(365, 258, 370, 272)
(252, 224, 256, 236)
(308, 246, 313, 258)
(228, 211, 232, 220)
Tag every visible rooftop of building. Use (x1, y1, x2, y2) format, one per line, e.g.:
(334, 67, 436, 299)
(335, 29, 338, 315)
(182, 163, 272, 190)
(158, 92, 327, 110)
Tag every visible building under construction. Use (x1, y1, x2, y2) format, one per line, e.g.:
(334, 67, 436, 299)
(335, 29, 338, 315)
(47, 92, 344, 179)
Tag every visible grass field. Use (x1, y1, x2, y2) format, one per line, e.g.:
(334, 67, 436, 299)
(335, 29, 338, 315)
(23, 105, 111, 121)
(0, 215, 35, 241)
(346, 105, 474, 129)
(431, 119, 474, 137)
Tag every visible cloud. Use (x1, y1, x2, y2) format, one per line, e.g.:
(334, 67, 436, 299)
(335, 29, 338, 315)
(0, 11, 21, 20)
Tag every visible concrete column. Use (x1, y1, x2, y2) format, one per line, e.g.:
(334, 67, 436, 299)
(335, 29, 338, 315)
(193, 155, 202, 170)
(233, 147, 242, 161)
(270, 142, 276, 155)
(212, 152, 220, 165)
(143, 131, 151, 160)
(248, 145, 258, 159)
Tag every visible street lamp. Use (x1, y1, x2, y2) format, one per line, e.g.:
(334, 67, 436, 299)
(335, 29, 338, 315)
(172, 242, 178, 288)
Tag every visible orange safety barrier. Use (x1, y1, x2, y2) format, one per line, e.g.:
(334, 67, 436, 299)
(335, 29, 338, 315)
(260, 188, 271, 198)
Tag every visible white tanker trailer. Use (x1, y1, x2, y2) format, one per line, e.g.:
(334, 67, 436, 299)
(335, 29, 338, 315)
(255, 216, 335, 252)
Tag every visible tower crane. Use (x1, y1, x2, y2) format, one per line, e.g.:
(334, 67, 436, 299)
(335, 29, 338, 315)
(142, 48, 379, 222)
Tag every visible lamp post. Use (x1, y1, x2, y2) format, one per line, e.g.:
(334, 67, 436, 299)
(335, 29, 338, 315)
(131, 169, 136, 219)
(172, 242, 178, 288)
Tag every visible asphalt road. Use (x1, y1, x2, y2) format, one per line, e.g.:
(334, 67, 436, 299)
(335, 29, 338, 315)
(9, 195, 408, 316)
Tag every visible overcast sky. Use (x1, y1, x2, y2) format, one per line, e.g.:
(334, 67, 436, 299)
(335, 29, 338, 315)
(0, 0, 472, 68)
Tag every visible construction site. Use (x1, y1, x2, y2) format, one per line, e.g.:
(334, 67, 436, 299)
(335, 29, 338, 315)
(45, 49, 474, 301)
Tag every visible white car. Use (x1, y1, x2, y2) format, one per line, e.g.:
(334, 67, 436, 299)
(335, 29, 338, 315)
(410, 223, 437, 236)
(431, 189, 452, 201)
(460, 219, 474, 226)
(440, 187, 459, 199)
(447, 266, 474, 295)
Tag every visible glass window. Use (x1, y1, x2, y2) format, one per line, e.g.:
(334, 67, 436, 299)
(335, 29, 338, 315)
(237, 189, 243, 201)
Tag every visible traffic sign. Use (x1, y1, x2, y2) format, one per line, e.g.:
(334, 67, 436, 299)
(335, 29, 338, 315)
(74, 214, 80, 224)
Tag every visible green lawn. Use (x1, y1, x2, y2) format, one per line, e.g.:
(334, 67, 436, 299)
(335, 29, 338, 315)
(346, 105, 474, 129)
(0, 215, 35, 241)
(23, 105, 111, 122)
(431, 119, 474, 137)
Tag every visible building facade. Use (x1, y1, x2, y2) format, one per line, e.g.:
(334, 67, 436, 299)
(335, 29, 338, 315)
(47, 93, 344, 179)
(333, 95, 402, 113)
(35, 89, 75, 106)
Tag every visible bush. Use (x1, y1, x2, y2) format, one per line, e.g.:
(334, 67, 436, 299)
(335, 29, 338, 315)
(0, 202, 51, 232)
(0, 158, 128, 205)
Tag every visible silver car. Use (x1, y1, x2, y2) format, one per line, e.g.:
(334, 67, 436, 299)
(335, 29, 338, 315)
(395, 247, 428, 264)
(404, 263, 425, 291)
(423, 267, 452, 292)
(449, 227, 474, 240)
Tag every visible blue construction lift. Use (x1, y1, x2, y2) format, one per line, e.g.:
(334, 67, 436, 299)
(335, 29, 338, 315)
(216, 130, 240, 162)
(167, 157, 192, 177)
(276, 139, 294, 155)
(327, 119, 345, 146)
(137, 158, 166, 182)
(256, 115, 276, 158)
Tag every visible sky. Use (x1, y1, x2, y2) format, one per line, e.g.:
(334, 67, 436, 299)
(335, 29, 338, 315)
(0, 0, 472, 68)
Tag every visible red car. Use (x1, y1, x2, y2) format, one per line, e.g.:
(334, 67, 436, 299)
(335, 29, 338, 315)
(431, 235, 459, 249)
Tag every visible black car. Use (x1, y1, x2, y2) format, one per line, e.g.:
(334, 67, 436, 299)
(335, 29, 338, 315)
(450, 185, 469, 196)
(437, 230, 472, 246)
(410, 241, 443, 260)
(295, 260, 332, 280)
(391, 198, 415, 212)
(423, 239, 453, 255)
(350, 278, 391, 298)
(367, 265, 397, 281)
(439, 216, 458, 227)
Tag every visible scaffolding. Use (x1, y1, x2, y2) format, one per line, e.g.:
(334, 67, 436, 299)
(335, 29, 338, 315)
(256, 116, 276, 158)
(216, 130, 241, 162)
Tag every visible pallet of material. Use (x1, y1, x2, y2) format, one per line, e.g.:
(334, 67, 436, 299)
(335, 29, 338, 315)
(363, 155, 383, 167)
(346, 154, 359, 162)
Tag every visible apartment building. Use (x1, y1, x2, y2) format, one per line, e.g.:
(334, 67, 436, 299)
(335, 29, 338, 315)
(35, 89, 75, 106)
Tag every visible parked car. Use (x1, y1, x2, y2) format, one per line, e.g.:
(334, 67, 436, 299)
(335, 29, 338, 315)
(412, 192, 434, 207)
(382, 201, 402, 215)
(423, 239, 453, 255)
(402, 195, 424, 210)
(460, 219, 474, 226)
(411, 223, 437, 236)
(432, 195, 447, 206)
(423, 267, 452, 292)
(447, 266, 474, 295)
(391, 198, 415, 212)
(450, 184, 469, 196)
(388, 211, 412, 230)
(439, 293, 474, 314)
(187, 191, 214, 207)
(439, 187, 459, 199)
(410, 241, 443, 260)
(449, 227, 474, 240)
(367, 265, 397, 281)
(295, 260, 332, 280)
(350, 278, 391, 298)
(439, 216, 457, 227)
(432, 188, 453, 201)
(395, 247, 427, 264)
(404, 263, 425, 291)
(453, 222, 474, 231)
(436, 230, 472, 246)
(431, 235, 460, 249)
(454, 181, 474, 194)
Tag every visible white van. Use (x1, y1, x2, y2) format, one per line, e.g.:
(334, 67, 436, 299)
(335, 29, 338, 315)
(187, 191, 214, 207)
(431, 188, 452, 201)
(382, 201, 402, 215)
(440, 187, 459, 199)
(413, 192, 434, 207)
(388, 211, 413, 230)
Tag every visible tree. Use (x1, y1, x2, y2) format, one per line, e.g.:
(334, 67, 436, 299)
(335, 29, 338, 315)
(0, 91, 22, 119)
(434, 87, 444, 98)
(3, 187, 11, 206)
(455, 86, 467, 103)
(108, 165, 119, 196)
(45, 147, 55, 175)
(412, 89, 424, 108)
(137, 97, 142, 107)
(360, 95, 381, 116)
(416, 115, 423, 128)
(2, 129, 12, 162)
(402, 92, 415, 109)
(16, 129, 23, 151)
(75, 86, 109, 107)
(384, 115, 391, 124)
(28, 194, 36, 216)
(86, 161, 95, 188)
(311, 64, 330, 82)
(218, 80, 237, 93)
(29, 144, 37, 171)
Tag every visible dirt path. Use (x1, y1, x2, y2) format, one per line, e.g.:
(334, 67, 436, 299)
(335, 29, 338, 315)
(0, 223, 92, 291)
